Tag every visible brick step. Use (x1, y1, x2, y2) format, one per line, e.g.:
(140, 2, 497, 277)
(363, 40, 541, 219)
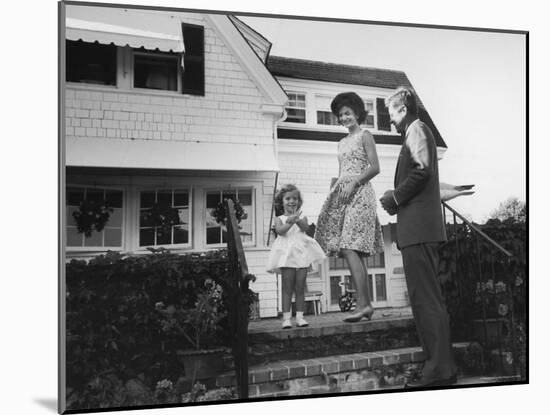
(248, 316, 419, 367)
(215, 342, 472, 398)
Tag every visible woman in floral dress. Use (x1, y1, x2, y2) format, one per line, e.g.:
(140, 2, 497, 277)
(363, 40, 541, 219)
(315, 92, 383, 322)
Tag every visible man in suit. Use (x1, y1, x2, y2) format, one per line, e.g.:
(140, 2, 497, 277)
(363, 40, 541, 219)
(380, 87, 457, 388)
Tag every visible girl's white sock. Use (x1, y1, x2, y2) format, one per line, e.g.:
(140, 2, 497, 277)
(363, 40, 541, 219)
(296, 311, 304, 319)
(283, 312, 291, 321)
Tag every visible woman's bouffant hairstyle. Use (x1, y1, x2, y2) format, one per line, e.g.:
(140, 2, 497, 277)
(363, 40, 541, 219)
(331, 92, 367, 125)
(273, 184, 303, 216)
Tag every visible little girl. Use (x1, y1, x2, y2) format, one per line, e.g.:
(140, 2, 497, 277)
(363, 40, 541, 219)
(266, 184, 326, 329)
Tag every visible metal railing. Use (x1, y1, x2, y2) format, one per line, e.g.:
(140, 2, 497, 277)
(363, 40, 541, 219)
(441, 202, 526, 379)
(225, 199, 254, 398)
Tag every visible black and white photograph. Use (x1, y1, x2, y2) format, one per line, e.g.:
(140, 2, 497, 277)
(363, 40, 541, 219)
(6, 0, 545, 414)
(57, 0, 530, 412)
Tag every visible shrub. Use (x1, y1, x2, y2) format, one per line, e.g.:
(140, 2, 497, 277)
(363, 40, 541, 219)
(65, 249, 237, 409)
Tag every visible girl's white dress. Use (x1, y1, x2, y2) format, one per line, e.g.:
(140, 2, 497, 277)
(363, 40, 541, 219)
(266, 215, 326, 273)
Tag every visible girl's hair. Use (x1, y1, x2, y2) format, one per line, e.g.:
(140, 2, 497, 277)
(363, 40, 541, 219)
(331, 92, 367, 125)
(274, 184, 303, 216)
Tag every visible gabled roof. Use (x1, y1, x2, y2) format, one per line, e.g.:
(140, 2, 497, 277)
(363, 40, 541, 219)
(267, 56, 447, 148)
(267, 55, 410, 90)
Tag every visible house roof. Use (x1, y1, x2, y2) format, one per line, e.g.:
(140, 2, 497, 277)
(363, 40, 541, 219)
(267, 56, 447, 148)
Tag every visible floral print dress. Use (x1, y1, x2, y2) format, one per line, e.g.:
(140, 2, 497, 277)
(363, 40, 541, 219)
(315, 130, 383, 256)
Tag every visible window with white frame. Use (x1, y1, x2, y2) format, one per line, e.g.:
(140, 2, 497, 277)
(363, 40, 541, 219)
(139, 189, 191, 247)
(205, 189, 254, 246)
(315, 95, 338, 126)
(66, 186, 123, 248)
(284, 92, 306, 124)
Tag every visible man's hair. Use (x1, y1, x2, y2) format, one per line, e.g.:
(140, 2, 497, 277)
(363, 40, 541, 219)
(385, 86, 419, 117)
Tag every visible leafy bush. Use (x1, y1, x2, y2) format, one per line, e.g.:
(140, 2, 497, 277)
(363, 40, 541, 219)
(438, 218, 526, 377)
(65, 249, 236, 410)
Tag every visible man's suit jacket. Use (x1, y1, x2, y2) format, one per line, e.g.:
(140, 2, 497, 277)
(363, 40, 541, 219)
(393, 119, 446, 249)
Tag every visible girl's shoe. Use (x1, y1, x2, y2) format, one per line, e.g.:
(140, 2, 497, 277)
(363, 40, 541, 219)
(296, 316, 309, 327)
(343, 306, 374, 323)
(282, 319, 292, 329)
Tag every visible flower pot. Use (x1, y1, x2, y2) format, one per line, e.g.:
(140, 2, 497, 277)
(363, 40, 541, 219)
(177, 348, 228, 380)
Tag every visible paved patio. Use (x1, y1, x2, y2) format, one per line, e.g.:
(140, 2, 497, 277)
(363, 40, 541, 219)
(249, 307, 414, 339)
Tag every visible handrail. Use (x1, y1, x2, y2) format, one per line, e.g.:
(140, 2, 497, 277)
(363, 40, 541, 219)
(442, 201, 513, 258)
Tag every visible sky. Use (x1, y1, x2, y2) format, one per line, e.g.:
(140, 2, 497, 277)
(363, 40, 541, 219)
(239, 16, 526, 222)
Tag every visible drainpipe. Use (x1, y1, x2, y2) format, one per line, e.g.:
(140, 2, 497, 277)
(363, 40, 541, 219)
(266, 108, 287, 246)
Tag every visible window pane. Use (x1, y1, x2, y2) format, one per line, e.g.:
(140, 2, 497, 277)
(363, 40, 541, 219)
(140, 228, 155, 247)
(173, 225, 189, 244)
(156, 191, 171, 206)
(83, 231, 103, 247)
(221, 191, 237, 202)
(156, 228, 171, 245)
(140, 192, 155, 209)
(67, 188, 84, 206)
(66, 40, 116, 85)
(206, 192, 220, 209)
(67, 206, 79, 226)
(109, 208, 123, 227)
(367, 274, 374, 302)
(104, 228, 122, 247)
(105, 190, 123, 208)
(237, 190, 252, 206)
(140, 208, 153, 227)
(86, 189, 104, 203)
(330, 276, 342, 305)
(67, 227, 83, 247)
(177, 207, 189, 225)
(134, 53, 178, 91)
(286, 108, 306, 123)
(376, 274, 387, 301)
(206, 226, 222, 244)
(174, 191, 188, 206)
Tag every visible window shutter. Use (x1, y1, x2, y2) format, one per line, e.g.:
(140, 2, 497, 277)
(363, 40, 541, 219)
(376, 98, 391, 131)
(181, 24, 205, 96)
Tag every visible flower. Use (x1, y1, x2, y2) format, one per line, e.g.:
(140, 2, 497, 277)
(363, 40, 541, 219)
(498, 303, 509, 316)
(505, 352, 513, 365)
(515, 275, 524, 286)
(156, 379, 173, 390)
(485, 279, 494, 292)
(495, 281, 506, 293)
(155, 301, 165, 310)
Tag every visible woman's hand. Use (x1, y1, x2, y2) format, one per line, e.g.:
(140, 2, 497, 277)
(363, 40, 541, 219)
(339, 178, 360, 203)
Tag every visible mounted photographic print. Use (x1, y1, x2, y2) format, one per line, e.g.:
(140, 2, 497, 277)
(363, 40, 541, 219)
(59, 0, 528, 413)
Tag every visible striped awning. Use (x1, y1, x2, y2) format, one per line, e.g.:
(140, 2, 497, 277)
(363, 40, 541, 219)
(65, 5, 185, 53)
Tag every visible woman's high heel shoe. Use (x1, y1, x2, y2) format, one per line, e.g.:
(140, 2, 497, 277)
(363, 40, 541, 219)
(343, 306, 374, 323)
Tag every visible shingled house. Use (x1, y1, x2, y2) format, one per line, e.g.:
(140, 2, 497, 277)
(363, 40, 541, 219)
(63, 5, 447, 317)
